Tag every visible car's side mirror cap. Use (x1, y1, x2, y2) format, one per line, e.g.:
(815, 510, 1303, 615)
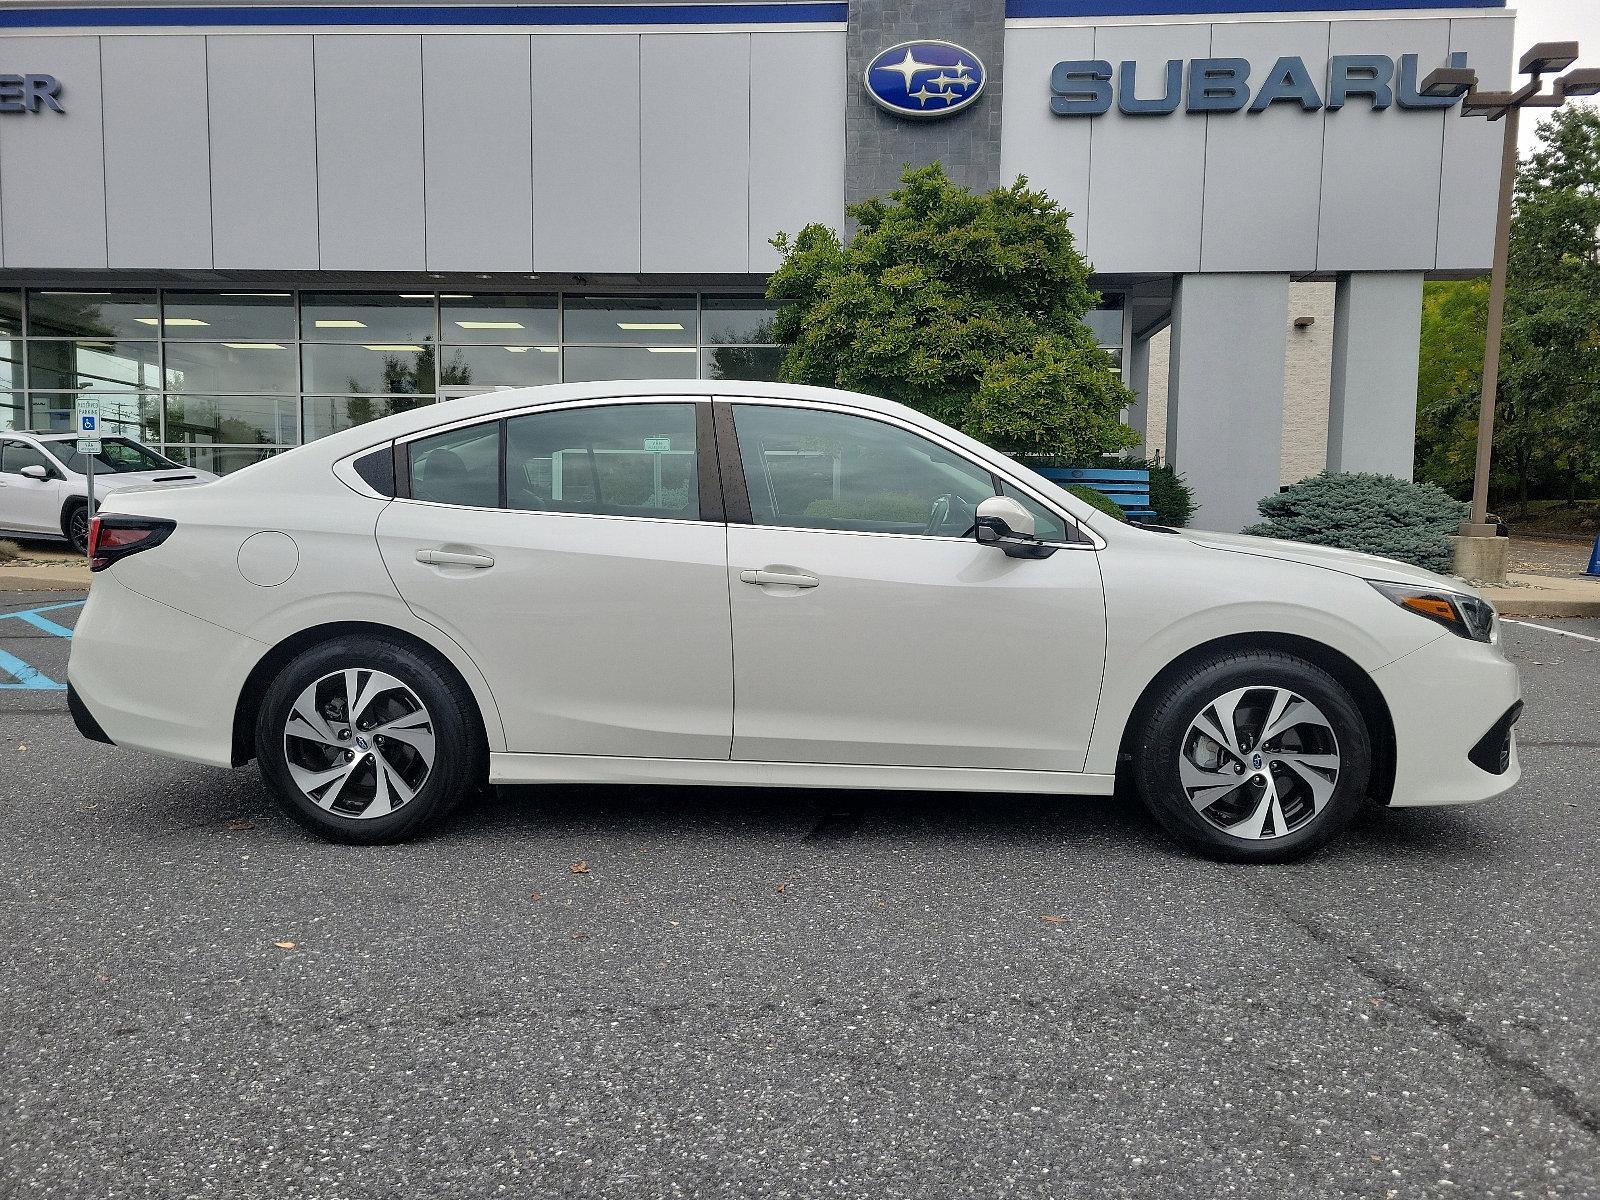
(974, 495, 1056, 559)
(19, 464, 50, 481)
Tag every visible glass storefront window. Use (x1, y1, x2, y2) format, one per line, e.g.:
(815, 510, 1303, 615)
(163, 394, 299, 446)
(28, 290, 159, 340)
(163, 341, 297, 395)
(704, 346, 784, 382)
(161, 292, 294, 341)
(300, 292, 434, 343)
(0, 291, 21, 337)
(28, 393, 157, 440)
(28, 340, 161, 393)
(1, 392, 23, 432)
(435, 344, 560, 389)
(303, 395, 430, 441)
(564, 346, 699, 383)
(302, 344, 434, 396)
(701, 297, 782, 345)
(440, 294, 558, 345)
(164, 444, 282, 475)
(563, 296, 696, 346)
(1084, 300, 1124, 349)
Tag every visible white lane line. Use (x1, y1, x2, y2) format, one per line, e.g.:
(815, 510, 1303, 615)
(1502, 618, 1600, 644)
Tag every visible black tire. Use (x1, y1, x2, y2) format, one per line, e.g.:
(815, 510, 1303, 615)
(254, 635, 483, 844)
(1130, 649, 1372, 863)
(64, 501, 90, 556)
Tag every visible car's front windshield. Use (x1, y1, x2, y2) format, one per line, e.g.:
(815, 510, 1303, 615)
(43, 437, 179, 475)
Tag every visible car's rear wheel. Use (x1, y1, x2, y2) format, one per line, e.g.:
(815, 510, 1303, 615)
(64, 502, 89, 556)
(254, 636, 481, 843)
(1131, 650, 1372, 863)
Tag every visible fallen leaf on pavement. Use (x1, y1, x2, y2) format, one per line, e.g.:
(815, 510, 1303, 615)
(529, 891, 542, 902)
(775, 883, 787, 893)
(1040, 915, 1066, 925)
(570, 861, 590, 874)
(570, 930, 588, 940)
(224, 818, 254, 832)
(273, 940, 296, 949)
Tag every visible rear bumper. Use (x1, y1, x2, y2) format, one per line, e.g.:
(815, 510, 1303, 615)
(66, 570, 264, 769)
(66, 683, 114, 745)
(1374, 632, 1522, 808)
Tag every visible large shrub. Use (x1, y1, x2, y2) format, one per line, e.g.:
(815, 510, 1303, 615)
(767, 163, 1136, 463)
(1120, 456, 1196, 527)
(1063, 484, 1125, 522)
(1242, 472, 1468, 574)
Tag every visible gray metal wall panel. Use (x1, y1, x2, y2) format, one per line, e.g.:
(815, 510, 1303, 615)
(207, 35, 319, 270)
(1436, 15, 1513, 272)
(532, 34, 639, 274)
(1316, 18, 1450, 272)
(1083, 22, 1210, 274)
(422, 35, 533, 273)
(749, 31, 845, 272)
(102, 36, 212, 269)
(314, 35, 425, 271)
(640, 34, 750, 275)
(1200, 21, 1328, 273)
(0, 35, 105, 268)
(999, 25, 1093, 247)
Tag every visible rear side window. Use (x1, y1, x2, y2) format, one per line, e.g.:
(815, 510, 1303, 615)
(409, 422, 500, 508)
(1, 440, 53, 476)
(505, 403, 698, 519)
(404, 403, 701, 520)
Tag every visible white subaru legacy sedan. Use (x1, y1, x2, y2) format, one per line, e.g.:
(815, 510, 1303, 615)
(66, 382, 1521, 861)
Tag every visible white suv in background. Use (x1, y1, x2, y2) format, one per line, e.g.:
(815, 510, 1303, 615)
(0, 431, 216, 554)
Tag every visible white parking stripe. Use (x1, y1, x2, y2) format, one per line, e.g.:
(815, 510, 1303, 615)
(1502, 618, 1600, 645)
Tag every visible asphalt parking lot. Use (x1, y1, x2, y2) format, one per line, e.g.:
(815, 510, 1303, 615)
(1, 592, 1597, 1199)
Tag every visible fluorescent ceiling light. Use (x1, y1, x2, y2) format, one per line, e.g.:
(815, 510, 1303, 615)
(438, 294, 473, 300)
(505, 347, 529, 353)
(537, 347, 559, 353)
(135, 317, 209, 327)
(399, 294, 434, 299)
(456, 321, 525, 330)
(224, 342, 285, 350)
(647, 347, 698, 354)
(316, 319, 367, 329)
(618, 322, 684, 331)
(220, 292, 289, 298)
(364, 344, 424, 352)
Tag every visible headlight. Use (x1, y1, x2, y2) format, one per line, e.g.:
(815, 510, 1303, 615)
(1369, 581, 1496, 642)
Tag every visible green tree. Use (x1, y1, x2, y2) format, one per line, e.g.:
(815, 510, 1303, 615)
(1417, 107, 1600, 512)
(767, 163, 1135, 461)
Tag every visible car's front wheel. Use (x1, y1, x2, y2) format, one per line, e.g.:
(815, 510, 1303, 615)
(1131, 650, 1372, 863)
(254, 636, 482, 843)
(64, 501, 90, 556)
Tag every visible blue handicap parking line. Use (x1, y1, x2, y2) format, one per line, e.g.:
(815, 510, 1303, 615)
(0, 599, 83, 689)
(0, 645, 63, 690)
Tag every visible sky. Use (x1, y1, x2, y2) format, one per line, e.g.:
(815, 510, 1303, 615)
(1509, 0, 1600, 156)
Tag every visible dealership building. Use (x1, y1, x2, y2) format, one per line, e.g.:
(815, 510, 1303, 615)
(0, 0, 1512, 530)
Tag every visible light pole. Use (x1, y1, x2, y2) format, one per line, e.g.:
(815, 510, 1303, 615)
(1421, 43, 1600, 583)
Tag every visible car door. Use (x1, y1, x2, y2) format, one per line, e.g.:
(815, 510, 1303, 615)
(0, 439, 65, 534)
(375, 398, 733, 760)
(720, 399, 1108, 773)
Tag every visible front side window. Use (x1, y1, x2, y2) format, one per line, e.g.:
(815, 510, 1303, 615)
(505, 403, 698, 519)
(1, 439, 53, 475)
(731, 405, 997, 537)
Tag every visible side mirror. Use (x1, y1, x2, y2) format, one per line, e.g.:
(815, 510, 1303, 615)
(974, 495, 1056, 559)
(19, 464, 50, 482)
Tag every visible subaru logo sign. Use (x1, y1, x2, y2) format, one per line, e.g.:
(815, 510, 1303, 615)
(865, 40, 986, 120)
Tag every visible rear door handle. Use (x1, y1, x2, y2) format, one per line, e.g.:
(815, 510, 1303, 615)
(416, 548, 495, 569)
(739, 569, 818, 588)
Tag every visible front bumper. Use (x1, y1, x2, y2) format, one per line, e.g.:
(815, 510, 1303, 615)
(1373, 631, 1522, 807)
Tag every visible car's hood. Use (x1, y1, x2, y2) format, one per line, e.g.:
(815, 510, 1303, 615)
(1178, 528, 1476, 594)
(85, 469, 217, 493)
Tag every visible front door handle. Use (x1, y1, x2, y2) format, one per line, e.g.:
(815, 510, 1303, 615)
(416, 548, 495, 569)
(739, 569, 818, 588)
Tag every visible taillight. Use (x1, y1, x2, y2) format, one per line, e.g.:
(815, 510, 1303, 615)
(88, 515, 176, 572)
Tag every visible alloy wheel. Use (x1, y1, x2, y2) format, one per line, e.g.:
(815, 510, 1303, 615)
(1178, 685, 1340, 841)
(281, 669, 436, 819)
(69, 508, 90, 556)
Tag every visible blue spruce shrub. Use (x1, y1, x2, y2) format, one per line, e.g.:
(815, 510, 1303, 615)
(1242, 472, 1468, 574)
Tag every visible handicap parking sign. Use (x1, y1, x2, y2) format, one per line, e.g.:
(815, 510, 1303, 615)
(80, 414, 98, 433)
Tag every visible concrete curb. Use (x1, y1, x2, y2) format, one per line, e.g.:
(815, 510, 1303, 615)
(1480, 573, 1600, 619)
(0, 567, 91, 593)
